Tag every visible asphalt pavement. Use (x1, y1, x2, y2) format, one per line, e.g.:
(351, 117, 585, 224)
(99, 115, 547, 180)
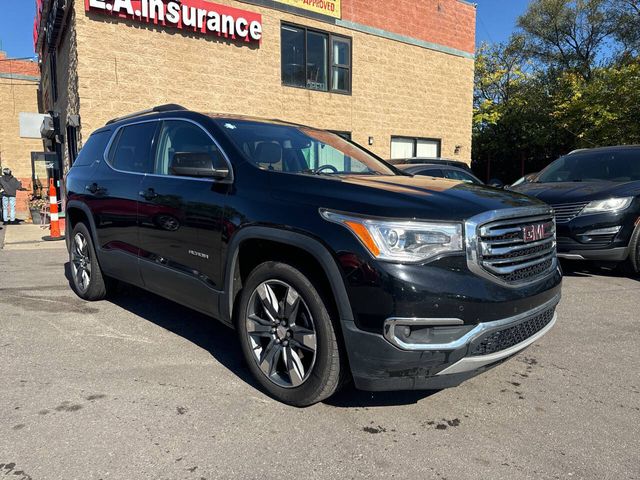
(1, 236, 638, 480)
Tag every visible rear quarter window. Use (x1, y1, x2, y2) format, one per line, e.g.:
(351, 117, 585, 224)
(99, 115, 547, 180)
(108, 122, 158, 174)
(72, 131, 111, 167)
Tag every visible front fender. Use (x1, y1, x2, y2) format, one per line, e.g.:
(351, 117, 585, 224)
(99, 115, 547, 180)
(222, 226, 354, 325)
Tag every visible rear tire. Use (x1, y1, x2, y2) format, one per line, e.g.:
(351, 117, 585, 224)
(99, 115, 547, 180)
(236, 261, 345, 407)
(69, 222, 110, 300)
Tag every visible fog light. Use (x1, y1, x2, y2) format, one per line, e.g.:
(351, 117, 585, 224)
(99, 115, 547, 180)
(580, 226, 621, 236)
(384, 318, 475, 351)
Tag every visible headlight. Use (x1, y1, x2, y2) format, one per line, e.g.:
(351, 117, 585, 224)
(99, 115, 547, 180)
(580, 197, 633, 215)
(321, 209, 463, 263)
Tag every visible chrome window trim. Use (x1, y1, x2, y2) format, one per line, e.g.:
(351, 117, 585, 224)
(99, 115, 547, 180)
(465, 206, 558, 289)
(384, 292, 560, 351)
(102, 117, 234, 184)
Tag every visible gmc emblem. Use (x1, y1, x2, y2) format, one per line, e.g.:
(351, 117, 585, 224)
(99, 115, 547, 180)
(522, 223, 551, 243)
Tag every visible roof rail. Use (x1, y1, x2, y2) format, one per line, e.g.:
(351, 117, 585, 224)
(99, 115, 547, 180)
(567, 148, 588, 155)
(106, 104, 187, 125)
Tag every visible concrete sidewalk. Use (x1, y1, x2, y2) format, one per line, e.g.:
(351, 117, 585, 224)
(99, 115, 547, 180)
(1, 223, 66, 251)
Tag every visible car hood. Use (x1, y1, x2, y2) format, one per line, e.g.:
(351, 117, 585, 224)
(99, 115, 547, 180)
(271, 174, 547, 221)
(512, 180, 640, 204)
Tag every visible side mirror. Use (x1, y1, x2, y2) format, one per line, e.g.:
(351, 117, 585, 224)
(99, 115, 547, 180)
(488, 178, 504, 189)
(169, 152, 229, 180)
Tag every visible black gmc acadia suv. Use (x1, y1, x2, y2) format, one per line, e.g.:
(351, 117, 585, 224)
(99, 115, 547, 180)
(65, 105, 562, 406)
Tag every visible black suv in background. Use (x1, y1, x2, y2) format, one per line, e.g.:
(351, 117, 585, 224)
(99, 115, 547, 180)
(512, 146, 640, 273)
(65, 105, 562, 406)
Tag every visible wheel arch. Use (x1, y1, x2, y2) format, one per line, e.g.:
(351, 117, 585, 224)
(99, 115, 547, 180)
(66, 201, 99, 253)
(223, 227, 354, 326)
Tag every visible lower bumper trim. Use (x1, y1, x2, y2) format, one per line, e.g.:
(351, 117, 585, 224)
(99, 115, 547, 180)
(436, 313, 557, 375)
(557, 246, 628, 262)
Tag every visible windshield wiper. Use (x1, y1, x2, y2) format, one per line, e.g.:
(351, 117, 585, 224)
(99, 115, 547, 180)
(299, 169, 333, 176)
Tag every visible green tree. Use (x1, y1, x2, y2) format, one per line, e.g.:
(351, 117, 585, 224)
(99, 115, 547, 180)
(473, 0, 640, 183)
(553, 60, 640, 145)
(610, 0, 640, 58)
(473, 41, 573, 182)
(517, 0, 616, 79)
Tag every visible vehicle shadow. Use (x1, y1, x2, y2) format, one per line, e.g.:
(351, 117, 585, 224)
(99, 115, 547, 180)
(559, 259, 636, 279)
(325, 387, 440, 408)
(64, 262, 259, 391)
(64, 262, 446, 408)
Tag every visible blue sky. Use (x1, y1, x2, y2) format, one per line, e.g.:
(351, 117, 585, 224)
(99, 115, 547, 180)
(0, 0, 528, 59)
(0, 1, 37, 59)
(476, 0, 529, 46)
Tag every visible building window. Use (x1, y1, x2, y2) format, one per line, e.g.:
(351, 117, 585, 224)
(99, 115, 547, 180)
(67, 125, 78, 165)
(331, 37, 351, 93)
(49, 51, 58, 103)
(281, 23, 352, 94)
(390, 137, 441, 159)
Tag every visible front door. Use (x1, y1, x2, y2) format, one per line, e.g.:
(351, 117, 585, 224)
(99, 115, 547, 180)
(137, 119, 231, 317)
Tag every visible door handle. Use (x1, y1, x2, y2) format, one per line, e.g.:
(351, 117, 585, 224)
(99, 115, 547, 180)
(85, 183, 104, 194)
(139, 188, 158, 200)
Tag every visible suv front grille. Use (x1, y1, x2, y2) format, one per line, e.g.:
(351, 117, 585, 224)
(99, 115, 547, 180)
(551, 202, 589, 223)
(470, 306, 556, 356)
(467, 208, 557, 287)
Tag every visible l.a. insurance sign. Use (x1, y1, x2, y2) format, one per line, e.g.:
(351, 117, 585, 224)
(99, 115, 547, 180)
(85, 0, 263, 43)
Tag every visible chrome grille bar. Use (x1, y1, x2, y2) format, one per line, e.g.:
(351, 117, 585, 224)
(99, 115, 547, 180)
(551, 202, 589, 223)
(482, 237, 555, 256)
(466, 207, 558, 287)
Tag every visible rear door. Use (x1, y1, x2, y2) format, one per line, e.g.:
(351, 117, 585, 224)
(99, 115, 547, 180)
(85, 121, 159, 285)
(137, 119, 231, 317)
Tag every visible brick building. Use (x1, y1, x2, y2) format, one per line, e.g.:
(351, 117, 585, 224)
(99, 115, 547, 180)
(34, 0, 476, 173)
(0, 52, 41, 214)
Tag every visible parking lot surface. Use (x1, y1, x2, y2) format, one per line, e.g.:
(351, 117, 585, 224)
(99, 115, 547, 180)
(1, 244, 639, 480)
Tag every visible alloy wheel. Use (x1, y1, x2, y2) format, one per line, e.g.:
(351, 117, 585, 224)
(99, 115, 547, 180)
(71, 232, 92, 293)
(245, 280, 318, 388)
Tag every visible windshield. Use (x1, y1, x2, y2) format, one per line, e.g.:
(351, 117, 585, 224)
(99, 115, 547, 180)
(537, 149, 640, 183)
(215, 119, 397, 176)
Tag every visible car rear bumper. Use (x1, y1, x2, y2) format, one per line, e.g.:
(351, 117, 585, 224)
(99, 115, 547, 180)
(342, 294, 560, 391)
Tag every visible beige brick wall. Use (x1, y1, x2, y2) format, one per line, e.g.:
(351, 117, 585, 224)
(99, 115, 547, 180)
(0, 79, 42, 213)
(70, 1, 473, 163)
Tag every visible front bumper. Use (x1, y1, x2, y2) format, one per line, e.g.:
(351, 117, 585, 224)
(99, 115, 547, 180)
(555, 210, 638, 261)
(342, 294, 559, 392)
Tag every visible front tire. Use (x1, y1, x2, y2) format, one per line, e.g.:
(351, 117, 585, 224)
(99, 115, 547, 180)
(69, 222, 110, 301)
(237, 262, 344, 407)
(627, 223, 640, 275)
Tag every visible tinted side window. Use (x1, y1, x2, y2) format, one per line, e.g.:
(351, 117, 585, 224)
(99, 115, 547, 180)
(417, 168, 444, 178)
(154, 120, 225, 176)
(72, 131, 111, 167)
(445, 169, 479, 184)
(109, 122, 158, 174)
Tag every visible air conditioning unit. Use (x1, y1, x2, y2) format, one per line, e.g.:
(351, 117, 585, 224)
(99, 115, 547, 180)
(40, 115, 55, 139)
